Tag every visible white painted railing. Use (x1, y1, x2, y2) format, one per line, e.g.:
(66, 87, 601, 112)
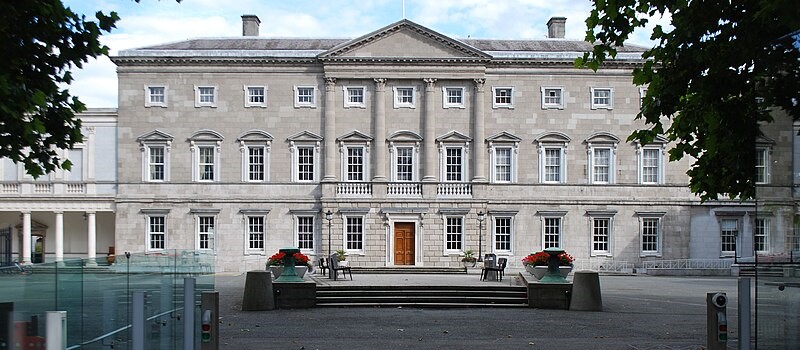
(641, 259, 734, 269)
(66, 183, 86, 193)
(387, 183, 422, 197)
(2, 183, 19, 193)
(34, 183, 53, 193)
(437, 183, 472, 197)
(573, 259, 633, 272)
(336, 182, 372, 197)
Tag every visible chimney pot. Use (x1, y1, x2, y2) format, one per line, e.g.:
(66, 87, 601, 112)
(547, 17, 567, 39)
(242, 15, 260, 37)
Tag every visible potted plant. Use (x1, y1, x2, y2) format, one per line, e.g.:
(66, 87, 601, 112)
(335, 249, 348, 267)
(266, 251, 311, 278)
(522, 251, 575, 279)
(461, 250, 477, 268)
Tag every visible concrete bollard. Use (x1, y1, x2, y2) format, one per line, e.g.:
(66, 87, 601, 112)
(241, 270, 275, 311)
(569, 271, 603, 311)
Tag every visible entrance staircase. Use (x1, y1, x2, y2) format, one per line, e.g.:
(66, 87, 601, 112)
(316, 284, 528, 308)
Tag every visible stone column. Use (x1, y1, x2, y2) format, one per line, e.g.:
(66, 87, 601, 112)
(422, 78, 437, 181)
(87, 211, 97, 264)
(373, 78, 387, 181)
(21, 211, 31, 264)
(55, 211, 64, 262)
(323, 77, 337, 182)
(472, 79, 487, 182)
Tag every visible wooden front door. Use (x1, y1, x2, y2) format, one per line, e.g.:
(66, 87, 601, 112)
(394, 222, 415, 265)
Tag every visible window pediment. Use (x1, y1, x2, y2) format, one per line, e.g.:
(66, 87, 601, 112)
(486, 131, 521, 144)
(188, 129, 224, 142)
(337, 130, 373, 143)
(287, 130, 323, 143)
(436, 130, 472, 143)
(237, 129, 273, 143)
(584, 132, 620, 145)
(137, 130, 174, 143)
(387, 130, 422, 143)
(534, 131, 571, 145)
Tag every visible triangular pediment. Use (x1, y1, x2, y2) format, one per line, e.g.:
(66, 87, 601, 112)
(320, 20, 490, 60)
(137, 129, 173, 142)
(287, 130, 323, 142)
(336, 130, 373, 143)
(436, 130, 472, 143)
(486, 131, 522, 143)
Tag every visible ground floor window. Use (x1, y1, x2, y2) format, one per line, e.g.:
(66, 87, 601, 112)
(720, 218, 738, 256)
(297, 216, 314, 250)
(197, 216, 215, 250)
(148, 216, 165, 251)
(543, 217, 561, 249)
(345, 216, 364, 252)
(494, 217, 512, 252)
(754, 218, 769, 253)
(592, 218, 610, 255)
(445, 217, 463, 252)
(248, 216, 265, 251)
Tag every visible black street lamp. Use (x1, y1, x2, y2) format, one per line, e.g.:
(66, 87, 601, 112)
(325, 210, 333, 258)
(477, 211, 485, 262)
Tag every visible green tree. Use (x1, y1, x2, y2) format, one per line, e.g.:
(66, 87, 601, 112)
(0, 1, 118, 177)
(578, 0, 800, 201)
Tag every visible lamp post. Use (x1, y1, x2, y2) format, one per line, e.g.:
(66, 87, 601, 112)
(325, 210, 333, 258)
(477, 211, 485, 262)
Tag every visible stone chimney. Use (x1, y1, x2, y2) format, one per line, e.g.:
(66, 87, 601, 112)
(242, 15, 260, 37)
(547, 17, 566, 39)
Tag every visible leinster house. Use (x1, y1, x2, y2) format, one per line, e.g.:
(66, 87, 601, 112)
(1, 16, 796, 273)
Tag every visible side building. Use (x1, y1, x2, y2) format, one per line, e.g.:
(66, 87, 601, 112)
(104, 16, 795, 273)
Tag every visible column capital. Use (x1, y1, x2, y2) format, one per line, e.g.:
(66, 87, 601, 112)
(423, 78, 437, 90)
(325, 77, 337, 91)
(473, 78, 486, 92)
(374, 78, 387, 91)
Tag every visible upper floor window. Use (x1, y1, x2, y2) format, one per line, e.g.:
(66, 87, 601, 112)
(194, 85, 217, 107)
(640, 148, 662, 184)
(541, 87, 564, 109)
(238, 130, 273, 183)
(494, 147, 513, 183)
(288, 131, 322, 183)
(437, 131, 471, 183)
(244, 85, 268, 108)
(442, 87, 465, 109)
(586, 133, 620, 185)
(492, 87, 514, 109)
(388, 130, 422, 183)
(137, 130, 173, 183)
(755, 147, 770, 184)
(294, 86, 317, 108)
(145, 85, 167, 107)
(337, 131, 372, 182)
(487, 131, 521, 184)
(344, 86, 366, 108)
(345, 146, 366, 181)
(444, 147, 464, 182)
(393, 86, 416, 108)
(189, 130, 224, 182)
(536, 132, 570, 184)
(590, 87, 613, 110)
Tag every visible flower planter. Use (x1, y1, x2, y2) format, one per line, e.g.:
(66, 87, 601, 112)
(462, 260, 477, 269)
(529, 265, 548, 280)
(268, 266, 308, 279)
(337, 260, 349, 267)
(559, 266, 573, 278)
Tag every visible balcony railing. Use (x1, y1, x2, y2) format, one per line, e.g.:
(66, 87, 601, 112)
(387, 182, 422, 197)
(336, 182, 372, 197)
(34, 183, 52, 193)
(2, 183, 19, 193)
(66, 183, 86, 193)
(437, 182, 472, 198)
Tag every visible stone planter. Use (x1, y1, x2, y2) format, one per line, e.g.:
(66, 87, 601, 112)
(268, 266, 308, 279)
(462, 260, 477, 269)
(337, 260, 349, 267)
(527, 265, 571, 280)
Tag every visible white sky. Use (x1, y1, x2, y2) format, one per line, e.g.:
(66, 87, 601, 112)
(62, 0, 668, 108)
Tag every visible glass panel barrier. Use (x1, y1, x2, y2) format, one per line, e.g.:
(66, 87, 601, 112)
(0, 250, 215, 349)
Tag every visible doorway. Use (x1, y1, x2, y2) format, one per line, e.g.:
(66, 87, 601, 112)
(393, 222, 415, 265)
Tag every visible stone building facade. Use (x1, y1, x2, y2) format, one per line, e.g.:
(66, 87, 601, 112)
(76, 16, 795, 272)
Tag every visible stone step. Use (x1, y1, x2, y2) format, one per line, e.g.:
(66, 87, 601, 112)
(349, 266, 468, 274)
(316, 285, 528, 308)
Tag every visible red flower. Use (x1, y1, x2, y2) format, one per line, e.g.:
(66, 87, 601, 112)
(522, 251, 574, 266)
(293, 252, 310, 266)
(267, 252, 286, 266)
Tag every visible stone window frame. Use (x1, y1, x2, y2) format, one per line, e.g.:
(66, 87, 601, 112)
(141, 209, 170, 253)
(337, 130, 373, 182)
(442, 86, 466, 109)
(541, 86, 565, 110)
(288, 131, 322, 183)
(290, 210, 318, 254)
(637, 211, 665, 257)
(343, 86, 367, 108)
(388, 131, 422, 182)
(343, 214, 365, 255)
(490, 210, 518, 255)
(487, 131, 521, 184)
(145, 85, 168, 108)
(585, 132, 620, 185)
(238, 130, 273, 183)
(437, 131, 471, 183)
(240, 209, 270, 255)
(189, 130, 224, 183)
(194, 85, 217, 108)
(587, 210, 617, 257)
(191, 208, 220, 252)
(636, 136, 667, 185)
(754, 217, 770, 253)
(535, 132, 571, 184)
(137, 130, 173, 183)
(393, 86, 417, 109)
(244, 85, 268, 108)
(538, 210, 567, 250)
(590, 87, 613, 110)
(492, 86, 515, 109)
(294, 85, 318, 108)
(440, 208, 469, 255)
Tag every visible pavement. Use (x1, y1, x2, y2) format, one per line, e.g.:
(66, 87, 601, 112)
(214, 269, 740, 350)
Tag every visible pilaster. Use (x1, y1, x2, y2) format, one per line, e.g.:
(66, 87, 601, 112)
(422, 78, 437, 182)
(323, 77, 337, 181)
(373, 78, 387, 182)
(472, 79, 488, 182)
